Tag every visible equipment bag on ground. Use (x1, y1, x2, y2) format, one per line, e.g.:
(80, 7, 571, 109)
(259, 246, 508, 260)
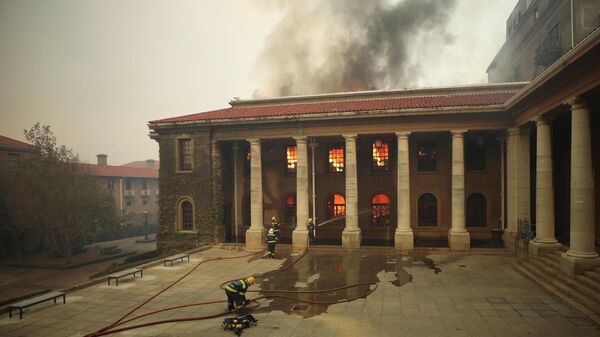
(222, 313, 257, 336)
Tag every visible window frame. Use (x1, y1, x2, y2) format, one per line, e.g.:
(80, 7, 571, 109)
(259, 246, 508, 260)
(327, 143, 345, 174)
(371, 193, 391, 226)
(7, 153, 20, 170)
(177, 197, 196, 232)
(176, 137, 193, 173)
(466, 193, 487, 227)
(284, 194, 296, 226)
(327, 193, 346, 220)
(418, 193, 438, 227)
(371, 139, 390, 173)
(285, 145, 298, 174)
(416, 139, 437, 172)
(465, 136, 486, 171)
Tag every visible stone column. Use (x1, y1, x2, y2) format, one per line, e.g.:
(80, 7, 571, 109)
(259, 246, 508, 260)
(342, 134, 361, 248)
(210, 140, 225, 242)
(292, 136, 310, 251)
(245, 138, 264, 250)
(505, 127, 530, 251)
(395, 132, 413, 250)
(449, 130, 470, 250)
(560, 97, 600, 275)
(530, 116, 560, 257)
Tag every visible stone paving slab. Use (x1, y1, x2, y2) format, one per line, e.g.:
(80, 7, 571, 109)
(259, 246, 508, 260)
(0, 247, 599, 337)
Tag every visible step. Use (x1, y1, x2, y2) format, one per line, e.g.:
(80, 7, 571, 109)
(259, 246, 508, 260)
(584, 270, 600, 283)
(575, 274, 600, 294)
(544, 253, 560, 263)
(539, 255, 559, 269)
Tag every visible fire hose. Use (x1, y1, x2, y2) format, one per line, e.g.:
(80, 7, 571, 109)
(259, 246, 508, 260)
(85, 247, 378, 337)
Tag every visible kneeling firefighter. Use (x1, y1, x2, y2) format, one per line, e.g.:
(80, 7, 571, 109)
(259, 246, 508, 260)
(225, 276, 255, 312)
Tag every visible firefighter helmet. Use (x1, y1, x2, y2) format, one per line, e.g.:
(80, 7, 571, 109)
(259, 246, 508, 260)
(246, 276, 255, 285)
(268, 228, 274, 234)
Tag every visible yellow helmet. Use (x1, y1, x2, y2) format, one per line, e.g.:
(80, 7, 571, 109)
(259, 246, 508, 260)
(268, 228, 274, 234)
(272, 216, 277, 221)
(246, 276, 255, 285)
(308, 218, 313, 223)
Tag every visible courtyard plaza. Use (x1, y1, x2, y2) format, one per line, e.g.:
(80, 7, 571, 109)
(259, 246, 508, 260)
(0, 246, 598, 337)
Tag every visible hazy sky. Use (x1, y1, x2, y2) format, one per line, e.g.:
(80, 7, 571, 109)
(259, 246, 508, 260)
(0, 0, 517, 165)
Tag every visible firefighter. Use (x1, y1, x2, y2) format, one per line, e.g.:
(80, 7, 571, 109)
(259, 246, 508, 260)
(271, 216, 280, 241)
(224, 276, 255, 312)
(307, 218, 316, 245)
(266, 228, 277, 258)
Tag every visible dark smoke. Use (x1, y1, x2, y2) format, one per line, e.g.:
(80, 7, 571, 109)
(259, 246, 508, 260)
(253, 0, 458, 98)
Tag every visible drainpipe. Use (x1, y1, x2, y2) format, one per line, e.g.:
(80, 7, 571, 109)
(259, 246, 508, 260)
(233, 142, 239, 243)
(499, 135, 506, 231)
(570, 0, 574, 48)
(119, 178, 123, 225)
(309, 139, 317, 236)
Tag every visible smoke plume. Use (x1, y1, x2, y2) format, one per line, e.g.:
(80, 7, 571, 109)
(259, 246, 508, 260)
(253, 0, 458, 98)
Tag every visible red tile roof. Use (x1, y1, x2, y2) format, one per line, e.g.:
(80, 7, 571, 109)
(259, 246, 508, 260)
(121, 160, 160, 169)
(0, 135, 34, 150)
(149, 91, 518, 125)
(79, 163, 158, 178)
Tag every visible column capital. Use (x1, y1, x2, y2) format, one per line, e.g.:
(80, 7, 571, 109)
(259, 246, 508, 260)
(247, 138, 261, 145)
(506, 127, 519, 137)
(565, 96, 589, 110)
(395, 131, 411, 138)
(450, 130, 467, 137)
(293, 136, 307, 143)
(534, 115, 549, 126)
(342, 134, 357, 140)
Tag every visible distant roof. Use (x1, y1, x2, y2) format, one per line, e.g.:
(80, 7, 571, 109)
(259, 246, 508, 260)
(79, 163, 158, 178)
(0, 135, 34, 151)
(149, 83, 525, 126)
(121, 160, 160, 169)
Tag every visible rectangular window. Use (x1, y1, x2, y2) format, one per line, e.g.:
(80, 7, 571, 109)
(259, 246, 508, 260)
(7, 153, 19, 170)
(286, 146, 297, 173)
(125, 179, 132, 190)
(126, 200, 132, 207)
(178, 138, 192, 171)
(372, 140, 389, 172)
(328, 144, 344, 173)
(108, 178, 114, 190)
(466, 137, 486, 171)
(142, 180, 147, 190)
(143, 199, 147, 205)
(417, 139, 437, 172)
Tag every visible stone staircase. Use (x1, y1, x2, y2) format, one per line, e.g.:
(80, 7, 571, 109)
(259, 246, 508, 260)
(514, 248, 600, 326)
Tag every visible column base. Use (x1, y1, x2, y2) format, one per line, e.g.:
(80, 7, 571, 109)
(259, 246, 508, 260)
(528, 240, 561, 259)
(342, 230, 361, 249)
(502, 229, 517, 252)
(292, 230, 309, 252)
(448, 231, 470, 251)
(245, 228, 265, 251)
(395, 230, 414, 250)
(560, 252, 600, 275)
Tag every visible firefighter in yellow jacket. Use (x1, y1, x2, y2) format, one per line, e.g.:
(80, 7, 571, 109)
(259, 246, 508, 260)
(224, 276, 254, 312)
(266, 228, 277, 258)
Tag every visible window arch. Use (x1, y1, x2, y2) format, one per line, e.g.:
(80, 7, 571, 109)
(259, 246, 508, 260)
(285, 195, 296, 226)
(418, 193, 437, 226)
(177, 198, 195, 231)
(371, 194, 391, 226)
(327, 193, 346, 219)
(467, 193, 487, 227)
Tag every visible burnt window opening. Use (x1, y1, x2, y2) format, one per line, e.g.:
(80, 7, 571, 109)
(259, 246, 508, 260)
(181, 200, 194, 230)
(328, 144, 344, 173)
(417, 139, 437, 172)
(327, 193, 346, 219)
(285, 195, 296, 226)
(467, 193, 487, 227)
(372, 139, 389, 172)
(371, 194, 391, 226)
(178, 138, 192, 171)
(286, 146, 297, 174)
(466, 137, 486, 171)
(418, 193, 437, 226)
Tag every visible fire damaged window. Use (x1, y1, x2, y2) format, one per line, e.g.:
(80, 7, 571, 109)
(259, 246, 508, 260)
(327, 193, 346, 219)
(328, 144, 344, 173)
(466, 137, 486, 171)
(467, 193, 486, 227)
(178, 138, 192, 171)
(418, 193, 437, 226)
(372, 139, 389, 172)
(417, 139, 437, 172)
(285, 195, 296, 226)
(286, 146, 297, 174)
(371, 194, 391, 226)
(181, 200, 194, 231)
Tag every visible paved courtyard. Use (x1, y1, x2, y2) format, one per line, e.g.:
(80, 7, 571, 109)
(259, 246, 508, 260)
(0, 246, 598, 337)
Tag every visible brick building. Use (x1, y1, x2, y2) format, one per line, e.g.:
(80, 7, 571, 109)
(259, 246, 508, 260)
(0, 135, 33, 171)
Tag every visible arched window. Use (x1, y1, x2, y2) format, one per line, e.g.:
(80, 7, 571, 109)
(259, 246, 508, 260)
(418, 193, 437, 226)
(327, 194, 346, 218)
(467, 193, 486, 227)
(371, 194, 391, 226)
(180, 200, 194, 231)
(285, 195, 296, 226)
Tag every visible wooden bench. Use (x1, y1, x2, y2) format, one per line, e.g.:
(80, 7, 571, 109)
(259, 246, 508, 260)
(9, 291, 65, 319)
(107, 268, 143, 286)
(100, 245, 121, 255)
(163, 254, 190, 267)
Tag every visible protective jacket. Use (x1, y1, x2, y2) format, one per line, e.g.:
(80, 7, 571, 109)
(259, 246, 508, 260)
(266, 233, 277, 244)
(225, 280, 249, 297)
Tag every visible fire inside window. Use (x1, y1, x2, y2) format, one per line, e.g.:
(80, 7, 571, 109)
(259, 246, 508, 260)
(328, 144, 344, 173)
(417, 139, 437, 172)
(286, 146, 297, 173)
(372, 139, 389, 172)
(247, 147, 251, 161)
(371, 194, 391, 226)
(285, 195, 296, 225)
(327, 193, 346, 218)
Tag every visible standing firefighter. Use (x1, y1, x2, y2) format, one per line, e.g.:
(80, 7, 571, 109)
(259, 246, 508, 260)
(266, 228, 277, 258)
(224, 276, 254, 312)
(307, 218, 316, 245)
(271, 216, 280, 241)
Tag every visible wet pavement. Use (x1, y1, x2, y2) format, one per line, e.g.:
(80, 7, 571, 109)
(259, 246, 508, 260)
(0, 246, 599, 337)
